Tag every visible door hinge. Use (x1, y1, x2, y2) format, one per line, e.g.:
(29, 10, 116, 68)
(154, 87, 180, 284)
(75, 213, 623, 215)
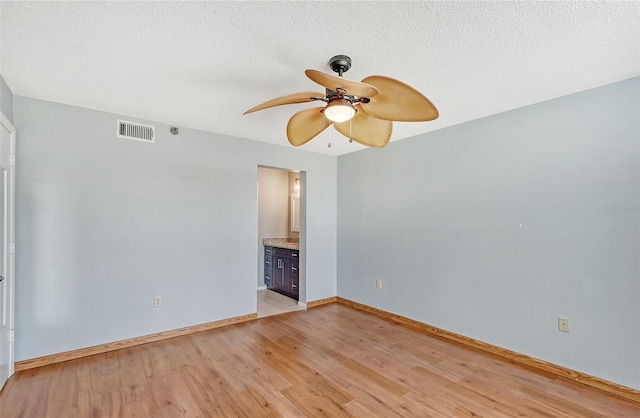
(9, 155, 15, 166)
(9, 329, 14, 342)
(9, 242, 15, 254)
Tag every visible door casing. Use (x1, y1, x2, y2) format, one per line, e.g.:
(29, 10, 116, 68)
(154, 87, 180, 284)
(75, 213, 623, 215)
(0, 112, 16, 390)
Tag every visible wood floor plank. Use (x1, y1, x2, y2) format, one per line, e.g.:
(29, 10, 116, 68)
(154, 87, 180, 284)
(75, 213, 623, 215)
(343, 399, 397, 418)
(311, 359, 406, 415)
(2, 303, 639, 417)
(246, 335, 354, 406)
(279, 389, 354, 418)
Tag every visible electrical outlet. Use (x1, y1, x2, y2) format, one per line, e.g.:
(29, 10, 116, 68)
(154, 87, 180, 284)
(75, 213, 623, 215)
(558, 317, 569, 333)
(154, 296, 162, 307)
(376, 279, 382, 289)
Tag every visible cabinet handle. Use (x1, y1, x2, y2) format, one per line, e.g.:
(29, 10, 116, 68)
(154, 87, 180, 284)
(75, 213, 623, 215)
(291, 284, 298, 289)
(291, 266, 297, 272)
(266, 261, 270, 265)
(292, 253, 298, 257)
(266, 248, 271, 253)
(278, 259, 283, 268)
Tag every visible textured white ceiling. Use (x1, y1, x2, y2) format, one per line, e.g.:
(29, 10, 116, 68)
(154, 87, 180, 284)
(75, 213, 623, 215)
(1, 1, 639, 156)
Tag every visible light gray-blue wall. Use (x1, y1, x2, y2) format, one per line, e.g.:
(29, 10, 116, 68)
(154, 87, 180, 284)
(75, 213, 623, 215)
(14, 96, 337, 361)
(337, 78, 640, 389)
(0, 74, 13, 123)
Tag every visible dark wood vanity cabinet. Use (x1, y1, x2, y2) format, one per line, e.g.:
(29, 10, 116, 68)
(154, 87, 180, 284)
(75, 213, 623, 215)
(264, 246, 299, 300)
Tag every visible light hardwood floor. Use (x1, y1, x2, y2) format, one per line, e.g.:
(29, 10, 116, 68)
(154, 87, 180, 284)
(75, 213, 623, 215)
(1, 304, 639, 417)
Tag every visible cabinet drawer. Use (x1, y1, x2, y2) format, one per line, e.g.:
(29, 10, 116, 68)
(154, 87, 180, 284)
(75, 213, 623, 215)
(291, 276, 299, 294)
(274, 247, 299, 259)
(264, 255, 273, 270)
(274, 247, 289, 257)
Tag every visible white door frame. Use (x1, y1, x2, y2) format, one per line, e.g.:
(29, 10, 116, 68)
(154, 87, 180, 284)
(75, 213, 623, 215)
(0, 111, 16, 388)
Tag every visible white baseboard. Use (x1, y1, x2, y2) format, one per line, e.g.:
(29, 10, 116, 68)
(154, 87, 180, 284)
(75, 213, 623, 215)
(257, 285, 267, 290)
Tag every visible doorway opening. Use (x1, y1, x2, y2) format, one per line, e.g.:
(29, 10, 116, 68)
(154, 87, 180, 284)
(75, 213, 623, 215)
(256, 166, 305, 318)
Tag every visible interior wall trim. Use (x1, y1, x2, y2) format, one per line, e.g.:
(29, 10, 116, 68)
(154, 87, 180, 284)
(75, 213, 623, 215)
(335, 297, 640, 404)
(306, 296, 338, 308)
(15, 313, 258, 372)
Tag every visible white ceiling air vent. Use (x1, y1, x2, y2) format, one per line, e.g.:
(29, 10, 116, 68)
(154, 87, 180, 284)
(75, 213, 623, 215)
(117, 119, 155, 143)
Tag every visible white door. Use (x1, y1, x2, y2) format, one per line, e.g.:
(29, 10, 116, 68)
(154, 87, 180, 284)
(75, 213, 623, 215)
(0, 114, 15, 390)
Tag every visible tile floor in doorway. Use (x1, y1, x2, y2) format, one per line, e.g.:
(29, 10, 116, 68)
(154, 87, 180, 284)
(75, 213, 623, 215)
(257, 288, 305, 318)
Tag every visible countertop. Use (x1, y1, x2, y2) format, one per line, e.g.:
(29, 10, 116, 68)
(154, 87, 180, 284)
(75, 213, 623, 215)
(263, 238, 299, 250)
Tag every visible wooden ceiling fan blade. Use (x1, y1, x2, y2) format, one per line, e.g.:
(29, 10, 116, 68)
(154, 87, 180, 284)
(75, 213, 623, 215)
(333, 105, 392, 148)
(360, 75, 439, 122)
(305, 69, 379, 98)
(243, 91, 325, 115)
(287, 107, 331, 146)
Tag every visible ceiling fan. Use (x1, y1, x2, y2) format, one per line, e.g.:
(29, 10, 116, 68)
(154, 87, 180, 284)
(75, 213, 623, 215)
(243, 55, 439, 148)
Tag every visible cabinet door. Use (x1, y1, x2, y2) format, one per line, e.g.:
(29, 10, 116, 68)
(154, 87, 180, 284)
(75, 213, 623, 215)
(290, 194, 300, 232)
(282, 259, 291, 293)
(275, 258, 286, 289)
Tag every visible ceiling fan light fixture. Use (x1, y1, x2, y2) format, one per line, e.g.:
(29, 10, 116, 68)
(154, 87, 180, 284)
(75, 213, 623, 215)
(324, 98, 356, 123)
